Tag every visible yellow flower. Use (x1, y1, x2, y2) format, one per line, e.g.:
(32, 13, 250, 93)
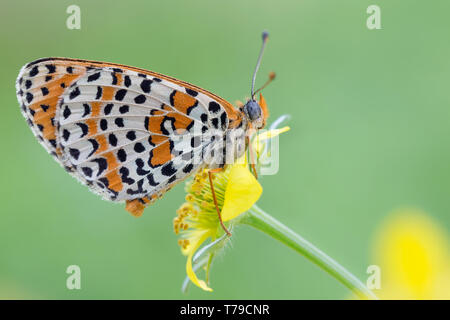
(173, 165, 261, 291)
(221, 165, 262, 221)
(173, 126, 289, 292)
(372, 208, 450, 299)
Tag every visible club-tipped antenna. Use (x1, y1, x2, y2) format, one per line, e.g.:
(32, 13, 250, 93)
(251, 31, 269, 100)
(254, 71, 276, 96)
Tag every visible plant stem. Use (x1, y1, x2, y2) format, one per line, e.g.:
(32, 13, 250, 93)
(240, 205, 378, 300)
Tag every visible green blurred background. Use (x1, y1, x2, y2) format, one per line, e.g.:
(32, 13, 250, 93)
(1, 0, 449, 299)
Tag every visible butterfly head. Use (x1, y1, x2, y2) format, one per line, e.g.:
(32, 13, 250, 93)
(245, 31, 273, 130)
(243, 93, 268, 129)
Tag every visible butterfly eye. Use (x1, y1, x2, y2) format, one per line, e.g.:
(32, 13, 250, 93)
(244, 100, 262, 122)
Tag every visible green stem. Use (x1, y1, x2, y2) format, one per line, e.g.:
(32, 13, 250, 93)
(240, 205, 378, 300)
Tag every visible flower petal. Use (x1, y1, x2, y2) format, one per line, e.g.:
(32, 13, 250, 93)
(185, 232, 213, 292)
(253, 126, 290, 154)
(221, 165, 263, 222)
(256, 126, 290, 142)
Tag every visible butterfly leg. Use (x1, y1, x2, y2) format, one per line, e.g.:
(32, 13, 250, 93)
(246, 136, 258, 180)
(208, 168, 232, 237)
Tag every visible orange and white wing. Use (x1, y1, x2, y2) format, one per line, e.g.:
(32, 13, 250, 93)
(16, 58, 243, 213)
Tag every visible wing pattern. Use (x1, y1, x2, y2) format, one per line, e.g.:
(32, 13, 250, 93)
(16, 58, 243, 214)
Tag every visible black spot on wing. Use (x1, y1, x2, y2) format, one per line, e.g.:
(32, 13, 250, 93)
(69, 87, 80, 100)
(190, 136, 201, 148)
(185, 88, 198, 97)
(183, 163, 194, 173)
(82, 167, 93, 178)
(135, 158, 150, 176)
(208, 101, 221, 113)
(169, 91, 176, 106)
(117, 149, 127, 162)
(63, 106, 71, 119)
(140, 79, 152, 93)
(134, 94, 146, 104)
(119, 105, 129, 114)
(100, 119, 108, 131)
(115, 89, 127, 101)
(120, 167, 135, 185)
(87, 139, 99, 158)
(211, 118, 219, 129)
(115, 118, 124, 127)
(29, 66, 39, 77)
(26, 92, 33, 103)
(124, 76, 131, 87)
(200, 113, 208, 124)
(95, 86, 102, 100)
(126, 179, 146, 195)
(147, 173, 159, 186)
(76, 122, 89, 138)
(111, 73, 118, 85)
(126, 131, 136, 141)
(62, 129, 70, 141)
(46, 64, 56, 74)
(220, 112, 228, 129)
(104, 103, 113, 115)
(134, 142, 145, 153)
(108, 133, 118, 146)
(82, 103, 90, 117)
(49, 139, 57, 148)
(161, 162, 176, 176)
(69, 148, 80, 160)
(92, 158, 107, 176)
(87, 72, 101, 82)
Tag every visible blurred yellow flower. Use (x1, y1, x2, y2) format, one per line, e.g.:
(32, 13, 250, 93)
(373, 208, 450, 299)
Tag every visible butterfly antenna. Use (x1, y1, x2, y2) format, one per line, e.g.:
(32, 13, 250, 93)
(254, 71, 276, 96)
(251, 31, 269, 100)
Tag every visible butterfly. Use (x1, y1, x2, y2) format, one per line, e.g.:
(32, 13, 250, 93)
(15, 32, 272, 225)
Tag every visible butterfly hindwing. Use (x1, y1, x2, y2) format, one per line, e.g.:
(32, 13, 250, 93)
(16, 58, 242, 205)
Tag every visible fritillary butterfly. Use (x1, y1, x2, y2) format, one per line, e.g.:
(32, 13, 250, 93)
(15, 33, 271, 218)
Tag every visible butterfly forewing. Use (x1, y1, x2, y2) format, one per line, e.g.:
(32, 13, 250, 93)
(16, 58, 242, 205)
